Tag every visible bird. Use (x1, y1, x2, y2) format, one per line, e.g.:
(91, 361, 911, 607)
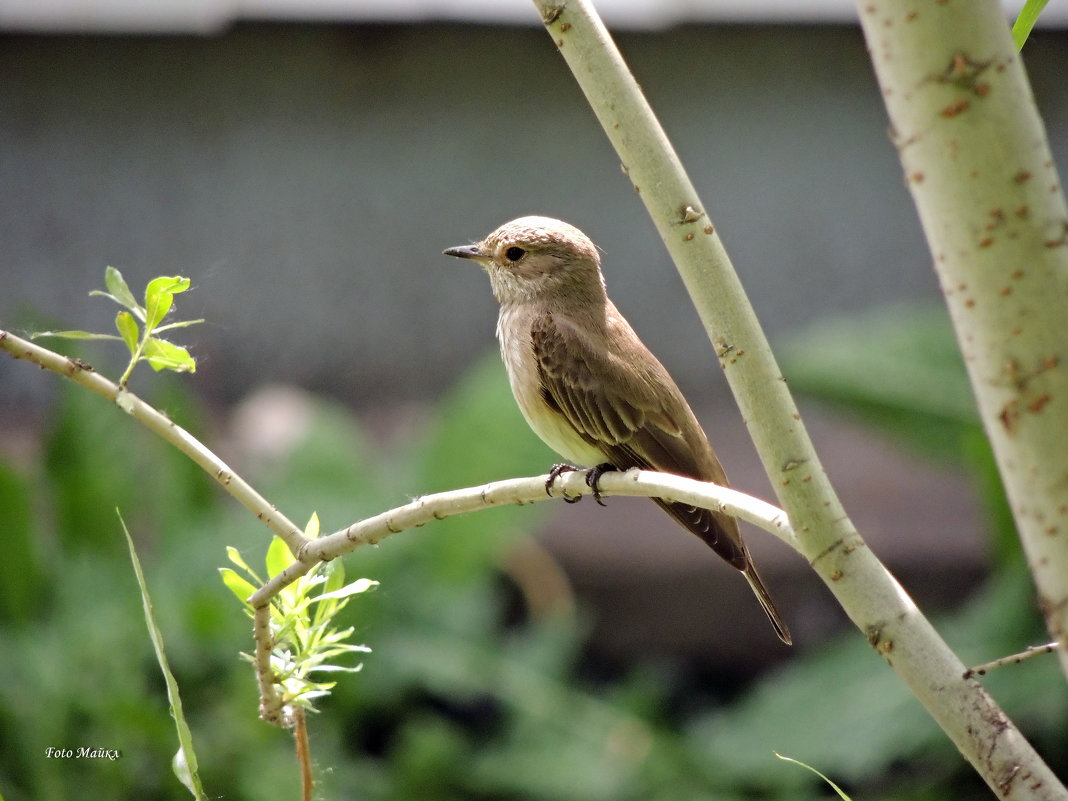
(443, 216, 791, 645)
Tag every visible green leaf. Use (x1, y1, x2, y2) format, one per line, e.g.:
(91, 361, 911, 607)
(775, 753, 852, 800)
(144, 276, 190, 329)
(266, 535, 295, 580)
(225, 545, 260, 582)
(154, 318, 205, 335)
(1012, 0, 1049, 49)
(143, 338, 196, 373)
(172, 746, 201, 799)
(30, 329, 122, 341)
(119, 511, 207, 801)
(218, 568, 257, 606)
(312, 578, 379, 602)
(322, 557, 345, 593)
(104, 265, 142, 313)
(115, 311, 140, 353)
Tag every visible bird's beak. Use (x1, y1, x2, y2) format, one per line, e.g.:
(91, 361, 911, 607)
(443, 244, 486, 261)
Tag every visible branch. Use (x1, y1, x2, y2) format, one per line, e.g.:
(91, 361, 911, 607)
(249, 468, 794, 606)
(856, 0, 1068, 681)
(964, 641, 1061, 680)
(527, 2, 1066, 797)
(0, 329, 309, 557)
(245, 468, 797, 710)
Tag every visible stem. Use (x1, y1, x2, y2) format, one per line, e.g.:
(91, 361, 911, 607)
(527, 1, 1065, 797)
(964, 642, 1061, 679)
(293, 707, 314, 801)
(856, 0, 1068, 681)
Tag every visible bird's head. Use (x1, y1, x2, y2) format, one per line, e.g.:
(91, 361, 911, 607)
(444, 216, 606, 305)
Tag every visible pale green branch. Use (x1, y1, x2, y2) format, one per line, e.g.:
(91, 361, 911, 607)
(857, 0, 1068, 681)
(528, 1, 1065, 797)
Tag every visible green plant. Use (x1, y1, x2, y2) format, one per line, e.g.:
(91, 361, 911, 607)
(221, 515, 376, 719)
(32, 267, 201, 385)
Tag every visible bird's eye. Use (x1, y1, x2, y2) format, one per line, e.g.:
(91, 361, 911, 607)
(504, 246, 526, 262)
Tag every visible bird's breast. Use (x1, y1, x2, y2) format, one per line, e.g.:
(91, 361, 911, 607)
(497, 305, 603, 466)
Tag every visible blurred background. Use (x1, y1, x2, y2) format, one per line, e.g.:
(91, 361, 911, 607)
(1, 1, 1066, 798)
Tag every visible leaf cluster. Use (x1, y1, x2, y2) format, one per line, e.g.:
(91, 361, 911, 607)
(221, 514, 377, 717)
(33, 267, 201, 385)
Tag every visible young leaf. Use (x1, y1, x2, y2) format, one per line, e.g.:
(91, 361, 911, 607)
(312, 578, 379, 602)
(143, 338, 196, 373)
(30, 329, 122, 341)
(266, 535, 295, 580)
(145, 276, 190, 329)
(218, 568, 257, 607)
(115, 311, 140, 353)
(226, 545, 258, 578)
(104, 266, 142, 313)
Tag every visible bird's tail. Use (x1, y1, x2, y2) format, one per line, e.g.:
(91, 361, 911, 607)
(743, 562, 792, 645)
(654, 498, 792, 645)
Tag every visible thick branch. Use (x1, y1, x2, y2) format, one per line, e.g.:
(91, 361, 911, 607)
(527, 2, 1065, 797)
(856, 0, 1068, 680)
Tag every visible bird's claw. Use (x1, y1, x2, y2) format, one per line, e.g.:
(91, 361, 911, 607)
(586, 463, 618, 506)
(546, 463, 582, 503)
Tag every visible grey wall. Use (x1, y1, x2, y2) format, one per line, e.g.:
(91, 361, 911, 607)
(2, 23, 1066, 411)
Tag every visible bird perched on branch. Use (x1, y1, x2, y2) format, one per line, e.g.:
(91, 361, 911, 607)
(444, 216, 791, 645)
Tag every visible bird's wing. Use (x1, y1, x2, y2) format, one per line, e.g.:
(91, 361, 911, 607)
(531, 310, 792, 644)
(530, 311, 689, 467)
(530, 311, 743, 559)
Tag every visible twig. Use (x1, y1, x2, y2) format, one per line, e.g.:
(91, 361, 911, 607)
(964, 642, 1061, 679)
(253, 604, 284, 724)
(293, 707, 313, 801)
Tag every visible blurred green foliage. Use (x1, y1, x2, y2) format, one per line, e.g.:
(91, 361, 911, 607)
(0, 311, 1064, 800)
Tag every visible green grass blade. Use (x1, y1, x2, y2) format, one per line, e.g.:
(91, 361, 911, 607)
(1012, 0, 1049, 49)
(774, 753, 852, 800)
(119, 511, 208, 801)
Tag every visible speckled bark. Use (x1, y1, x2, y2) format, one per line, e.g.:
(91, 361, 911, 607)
(857, 0, 1068, 680)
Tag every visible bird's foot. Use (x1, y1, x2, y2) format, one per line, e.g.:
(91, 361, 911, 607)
(546, 463, 582, 503)
(586, 462, 618, 506)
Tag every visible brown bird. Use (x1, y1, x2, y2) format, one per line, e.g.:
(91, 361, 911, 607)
(444, 216, 791, 644)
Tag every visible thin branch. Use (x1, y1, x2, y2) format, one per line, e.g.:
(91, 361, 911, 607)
(252, 604, 284, 724)
(526, 2, 1066, 798)
(293, 707, 313, 801)
(249, 468, 794, 607)
(964, 642, 1061, 679)
(245, 468, 797, 718)
(0, 329, 309, 557)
